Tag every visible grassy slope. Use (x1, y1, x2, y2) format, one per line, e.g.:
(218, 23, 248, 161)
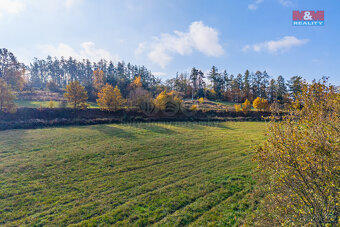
(0, 122, 266, 226)
(211, 101, 238, 107)
(14, 100, 99, 108)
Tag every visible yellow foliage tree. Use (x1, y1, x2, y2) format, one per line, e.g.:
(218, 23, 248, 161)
(132, 76, 142, 88)
(252, 80, 339, 226)
(234, 104, 241, 112)
(64, 81, 88, 108)
(241, 99, 251, 113)
(154, 90, 182, 112)
(48, 100, 55, 108)
(198, 97, 204, 104)
(97, 84, 124, 111)
(93, 70, 105, 93)
(253, 97, 269, 111)
(190, 104, 198, 111)
(0, 78, 16, 113)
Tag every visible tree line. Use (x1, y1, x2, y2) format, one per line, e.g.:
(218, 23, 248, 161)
(29, 56, 160, 98)
(166, 67, 303, 104)
(1, 47, 306, 111)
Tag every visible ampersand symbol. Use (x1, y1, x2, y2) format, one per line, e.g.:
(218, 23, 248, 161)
(303, 11, 313, 20)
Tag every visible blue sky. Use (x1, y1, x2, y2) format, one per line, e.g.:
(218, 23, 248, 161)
(0, 0, 339, 84)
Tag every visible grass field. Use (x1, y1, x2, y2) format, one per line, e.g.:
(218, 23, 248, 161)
(212, 101, 238, 107)
(14, 100, 99, 108)
(0, 122, 266, 226)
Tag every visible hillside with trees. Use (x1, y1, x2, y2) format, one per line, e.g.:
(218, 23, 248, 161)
(1, 48, 306, 111)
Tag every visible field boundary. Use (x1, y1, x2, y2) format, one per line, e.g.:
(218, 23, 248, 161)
(0, 108, 279, 131)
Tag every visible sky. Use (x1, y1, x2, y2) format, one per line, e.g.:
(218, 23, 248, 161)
(0, 0, 339, 84)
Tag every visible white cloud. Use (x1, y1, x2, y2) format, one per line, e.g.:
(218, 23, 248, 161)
(248, 0, 263, 10)
(136, 21, 224, 68)
(39, 42, 119, 62)
(135, 42, 147, 55)
(278, 0, 293, 7)
(243, 36, 309, 53)
(0, 0, 25, 15)
(65, 0, 83, 9)
(0, 0, 82, 17)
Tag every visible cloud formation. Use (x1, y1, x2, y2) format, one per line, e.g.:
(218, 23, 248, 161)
(243, 36, 309, 53)
(136, 21, 224, 68)
(278, 0, 293, 7)
(39, 42, 119, 62)
(248, 0, 263, 10)
(0, 0, 25, 15)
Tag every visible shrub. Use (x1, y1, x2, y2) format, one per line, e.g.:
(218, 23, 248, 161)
(0, 78, 17, 113)
(128, 87, 150, 107)
(253, 97, 269, 111)
(48, 100, 55, 108)
(252, 80, 339, 226)
(234, 104, 241, 112)
(190, 104, 198, 111)
(198, 97, 204, 104)
(80, 102, 90, 109)
(154, 90, 182, 112)
(241, 99, 251, 113)
(269, 101, 281, 113)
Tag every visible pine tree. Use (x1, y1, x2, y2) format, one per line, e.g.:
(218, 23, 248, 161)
(190, 67, 199, 94)
(208, 66, 223, 99)
(243, 70, 251, 101)
(268, 78, 278, 103)
(277, 75, 287, 103)
(260, 70, 270, 99)
(288, 76, 303, 100)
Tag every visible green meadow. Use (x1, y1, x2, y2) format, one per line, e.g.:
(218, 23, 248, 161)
(0, 122, 266, 226)
(14, 100, 99, 108)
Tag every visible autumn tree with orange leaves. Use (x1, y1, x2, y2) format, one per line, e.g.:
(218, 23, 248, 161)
(93, 69, 105, 94)
(64, 81, 88, 108)
(97, 84, 124, 111)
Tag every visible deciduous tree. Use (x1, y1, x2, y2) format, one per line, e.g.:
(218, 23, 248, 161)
(132, 76, 142, 88)
(97, 84, 124, 111)
(93, 69, 105, 94)
(241, 99, 251, 113)
(234, 104, 241, 112)
(64, 81, 88, 108)
(154, 90, 182, 112)
(0, 78, 16, 113)
(0, 48, 25, 91)
(253, 97, 269, 111)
